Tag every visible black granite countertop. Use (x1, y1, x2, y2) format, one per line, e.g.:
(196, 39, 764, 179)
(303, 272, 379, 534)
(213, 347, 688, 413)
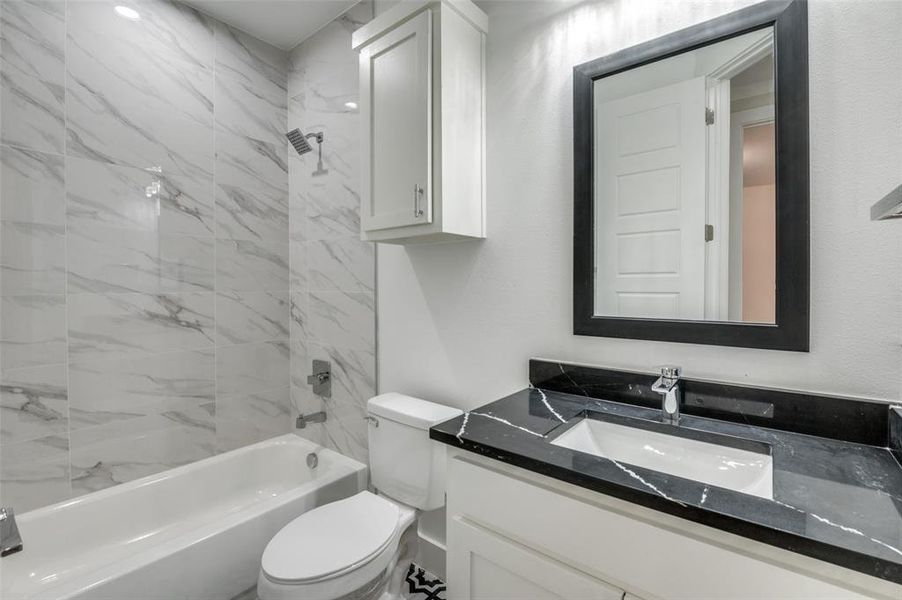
(431, 386, 902, 585)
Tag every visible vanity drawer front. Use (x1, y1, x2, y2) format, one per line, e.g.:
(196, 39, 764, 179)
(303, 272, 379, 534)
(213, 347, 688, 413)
(447, 516, 624, 600)
(447, 456, 876, 600)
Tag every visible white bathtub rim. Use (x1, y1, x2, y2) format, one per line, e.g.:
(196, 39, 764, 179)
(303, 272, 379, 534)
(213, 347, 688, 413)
(3, 434, 367, 600)
(18, 434, 354, 521)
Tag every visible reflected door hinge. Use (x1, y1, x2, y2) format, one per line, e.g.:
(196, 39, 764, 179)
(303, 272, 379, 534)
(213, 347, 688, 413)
(705, 108, 715, 125)
(705, 224, 715, 242)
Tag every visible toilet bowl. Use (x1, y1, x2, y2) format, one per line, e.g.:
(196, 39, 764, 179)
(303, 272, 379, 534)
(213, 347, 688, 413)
(257, 394, 462, 600)
(257, 491, 418, 600)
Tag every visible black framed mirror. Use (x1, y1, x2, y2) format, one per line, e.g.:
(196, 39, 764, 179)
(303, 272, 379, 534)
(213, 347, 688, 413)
(573, 0, 809, 351)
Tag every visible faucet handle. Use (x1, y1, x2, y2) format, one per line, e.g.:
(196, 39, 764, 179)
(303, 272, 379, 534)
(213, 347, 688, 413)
(659, 365, 681, 379)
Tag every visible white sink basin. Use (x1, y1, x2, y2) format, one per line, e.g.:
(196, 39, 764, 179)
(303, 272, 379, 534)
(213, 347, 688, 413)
(550, 418, 773, 499)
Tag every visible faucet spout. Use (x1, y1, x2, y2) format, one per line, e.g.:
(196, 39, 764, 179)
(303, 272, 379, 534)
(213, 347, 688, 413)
(296, 411, 327, 429)
(651, 366, 682, 425)
(1, 507, 23, 557)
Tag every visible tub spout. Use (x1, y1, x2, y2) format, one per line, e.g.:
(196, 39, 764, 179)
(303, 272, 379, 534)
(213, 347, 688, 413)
(1, 507, 23, 557)
(296, 411, 327, 429)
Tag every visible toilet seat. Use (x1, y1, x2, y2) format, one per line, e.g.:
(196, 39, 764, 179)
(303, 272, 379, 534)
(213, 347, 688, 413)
(260, 491, 402, 586)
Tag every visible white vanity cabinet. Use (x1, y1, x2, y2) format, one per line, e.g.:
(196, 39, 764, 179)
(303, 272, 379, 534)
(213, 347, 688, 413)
(352, 0, 487, 244)
(445, 452, 897, 600)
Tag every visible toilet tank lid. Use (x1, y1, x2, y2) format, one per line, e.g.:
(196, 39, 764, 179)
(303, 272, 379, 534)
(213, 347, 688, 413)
(368, 393, 462, 429)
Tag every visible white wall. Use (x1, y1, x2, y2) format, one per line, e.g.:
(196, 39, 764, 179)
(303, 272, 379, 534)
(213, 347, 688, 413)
(378, 0, 902, 410)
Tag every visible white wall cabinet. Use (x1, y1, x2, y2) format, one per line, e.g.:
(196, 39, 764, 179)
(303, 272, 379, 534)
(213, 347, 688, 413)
(446, 451, 898, 600)
(353, 0, 487, 244)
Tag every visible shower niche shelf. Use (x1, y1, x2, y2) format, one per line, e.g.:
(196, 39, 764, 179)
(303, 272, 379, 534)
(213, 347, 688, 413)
(353, 0, 487, 244)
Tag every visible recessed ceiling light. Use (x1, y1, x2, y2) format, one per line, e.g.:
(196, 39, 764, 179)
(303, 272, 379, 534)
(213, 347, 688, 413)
(114, 5, 140, 20)
(344, 101, 358, 110)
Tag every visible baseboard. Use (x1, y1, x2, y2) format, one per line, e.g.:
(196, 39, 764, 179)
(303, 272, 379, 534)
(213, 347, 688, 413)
(415, 531, 446, 581)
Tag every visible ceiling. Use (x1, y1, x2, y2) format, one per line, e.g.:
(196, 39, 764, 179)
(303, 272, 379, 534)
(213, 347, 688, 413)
(183, 0, 362, 51)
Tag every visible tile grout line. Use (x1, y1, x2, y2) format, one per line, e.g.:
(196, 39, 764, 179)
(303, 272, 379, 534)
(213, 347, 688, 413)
(64, 0, 73, 501)
(212, 17, 219, 451)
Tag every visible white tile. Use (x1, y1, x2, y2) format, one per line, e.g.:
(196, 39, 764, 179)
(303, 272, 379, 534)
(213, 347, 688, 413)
(66, 0, 214, 75)
(288, 182, 307, 244)
(215, 129, 288, 197)
(215, 340, 290, 397)
(67, 292, 215, 362)
(215, 183, 288, 243)
(1, 147, 67, 294)
(0, 364, 68, 444)
(0, 0, 66, 84)
(0, 294, 66, 370)
(289, 292, 309, 342)
(1, 145, 66, 226)
(70, 408, 215, 496)
(289, 240, 308, 292)
(215, 387, 291, 452)
(69, 348, 214, 430)
(292, 16, 359, 116)
(0, 220, 66, 295)
(214, 22, 287, 100)
(303, 170, 360, 241)
(66, 86, 213, 179)
(0, 435, 70, 512)
(67, 16, 214, 128)
(308, 291, 375, 352)
(308, 236, 374, 292)
(215, 291, 289, 345)
(215, 71, 287, 147)
(67, 157, 215, 237)
(1, 70, 65, 154)
(215, 239, 289, 292)
(67, 222, 214, 293)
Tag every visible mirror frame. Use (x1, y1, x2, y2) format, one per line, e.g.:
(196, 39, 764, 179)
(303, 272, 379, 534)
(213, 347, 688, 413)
(573, 0, 809, 352)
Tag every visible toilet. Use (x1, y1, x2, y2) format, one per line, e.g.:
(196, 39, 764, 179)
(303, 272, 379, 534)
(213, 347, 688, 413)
(257, 393, 462, 600)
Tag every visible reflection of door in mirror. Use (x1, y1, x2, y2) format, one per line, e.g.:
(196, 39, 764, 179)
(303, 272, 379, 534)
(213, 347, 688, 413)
(594, 77, 707, 320)
(593, 27, 776, 323)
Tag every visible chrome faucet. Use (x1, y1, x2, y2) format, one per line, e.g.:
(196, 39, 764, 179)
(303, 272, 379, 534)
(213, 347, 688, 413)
(1, 507, 23, 557)
(296, 411, 327, 429)
(651, 366, 682, 425)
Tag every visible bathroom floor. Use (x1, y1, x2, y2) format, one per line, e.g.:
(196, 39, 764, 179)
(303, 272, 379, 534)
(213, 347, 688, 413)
(404, 564, 447, 600)
(230, 563, 446, 600)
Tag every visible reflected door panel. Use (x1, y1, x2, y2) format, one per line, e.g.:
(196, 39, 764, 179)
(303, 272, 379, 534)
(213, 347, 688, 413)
(595, 77, 707, 320)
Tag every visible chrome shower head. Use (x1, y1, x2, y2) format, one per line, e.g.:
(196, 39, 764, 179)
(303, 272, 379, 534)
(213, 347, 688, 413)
(286, 128, 323, 156)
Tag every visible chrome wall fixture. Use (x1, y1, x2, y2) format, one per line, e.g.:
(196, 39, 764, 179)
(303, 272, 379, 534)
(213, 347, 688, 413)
(307, 359, 331, 398)
(286, 128, 329, 175)
(0, 508, 23, 557)
(286, 128, 323, 156)
(871, 184, 902, 220)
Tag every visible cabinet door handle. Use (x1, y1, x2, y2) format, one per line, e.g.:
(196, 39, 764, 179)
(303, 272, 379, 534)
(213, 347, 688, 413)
(413, 184, 424, 218)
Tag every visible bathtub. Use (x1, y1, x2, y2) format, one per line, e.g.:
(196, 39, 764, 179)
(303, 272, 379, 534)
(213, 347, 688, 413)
(1, 434, 367, 600)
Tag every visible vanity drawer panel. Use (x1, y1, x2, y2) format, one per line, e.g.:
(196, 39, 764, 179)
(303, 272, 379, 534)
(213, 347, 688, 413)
(447, 516, 624, 600)
(447, 456, 875, 600)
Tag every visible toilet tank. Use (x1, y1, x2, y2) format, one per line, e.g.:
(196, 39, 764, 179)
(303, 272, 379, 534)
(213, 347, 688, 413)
(367, 393, 462, 511)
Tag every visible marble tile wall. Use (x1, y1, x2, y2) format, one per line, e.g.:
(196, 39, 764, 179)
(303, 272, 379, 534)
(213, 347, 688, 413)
(0, 0, 292, 511)
(287, 2, 376, 464)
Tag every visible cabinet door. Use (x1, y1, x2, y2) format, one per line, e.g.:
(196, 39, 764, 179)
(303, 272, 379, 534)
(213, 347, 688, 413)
(360, 9, 433, 232)
(447, 517, 624, 600)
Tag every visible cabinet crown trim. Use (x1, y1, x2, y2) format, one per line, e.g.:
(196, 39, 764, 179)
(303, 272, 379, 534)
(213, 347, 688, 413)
(352, 0, 488, 50)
